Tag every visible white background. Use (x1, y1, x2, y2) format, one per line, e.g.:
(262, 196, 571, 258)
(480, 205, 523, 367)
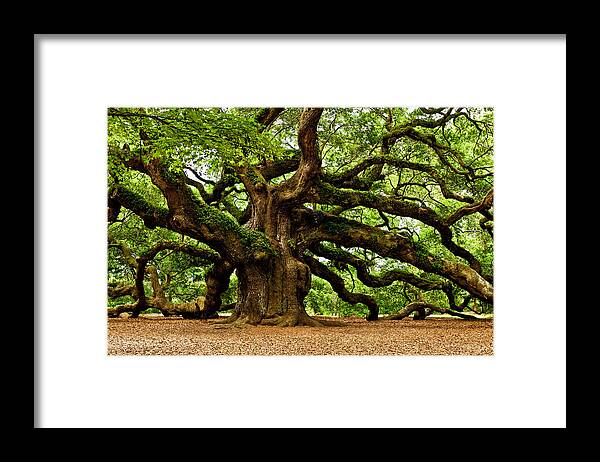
(36, 35, 566, 428)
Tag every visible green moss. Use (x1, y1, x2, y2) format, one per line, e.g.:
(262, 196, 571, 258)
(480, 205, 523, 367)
(116, 185, 169, 220)
(322, 217, 352, 235)
(413, 244, 443, 273)
(240, 228, 276, 258)
(190, 194, 274, 259)
(121, 180, 274, 262)
(141, 307, 161, 314)
(319, 244, 348, 261)
(320, 182, 378, 207)
(245, 168, 266, 187)
(320, 182, 347, 202)
(189, 194, 237, 230)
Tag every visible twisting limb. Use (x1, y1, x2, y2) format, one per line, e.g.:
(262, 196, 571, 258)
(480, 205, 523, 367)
(324, 156, 475, 204)
(385, 301, 481, 320)
(108, 282, 136, 298)
(445, 189, 494, 225)
(107, 303, 138, 318)
(108, 238, 223, 318)
(294, 208, 493, 304)
(131, 242, 221, 317)
(310, 243, 450, 293)
(314, 182, 485, 274)
(303, 254, 379, 321)
(277, 108, 324, 204)
(256, 108, 285, 130)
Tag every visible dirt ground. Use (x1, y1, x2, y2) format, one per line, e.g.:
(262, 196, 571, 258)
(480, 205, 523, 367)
(107, 316, 493, 355)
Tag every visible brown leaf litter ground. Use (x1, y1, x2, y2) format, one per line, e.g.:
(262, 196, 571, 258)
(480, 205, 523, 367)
(107, 316, 493, 355)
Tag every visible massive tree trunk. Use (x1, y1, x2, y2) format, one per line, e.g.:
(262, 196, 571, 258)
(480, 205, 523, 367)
(227, 252, 316, 326)
(220, 108, 340, 327)
(221, 190, 334, 327)
(109, 107, 494, 326)
(223, 217, 323, 326)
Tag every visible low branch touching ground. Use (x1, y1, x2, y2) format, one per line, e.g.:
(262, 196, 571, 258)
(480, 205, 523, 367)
(385, 302, 481, 320)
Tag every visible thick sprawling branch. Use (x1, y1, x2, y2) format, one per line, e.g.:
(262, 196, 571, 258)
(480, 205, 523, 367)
(310, 243, 451, 292)
(256, 108, 285, 130)
(446, 189, 494, 225)
(109, 169, 270, 265)
(309, 243, 465, 313)
(295, 210, 493, 303)
(385, 301, 480, 321)
(140, 242, 220, 263)
(132, 242, 221, 316)
(108, 238, 226, 317)
(185, 176, 210, 202)
(108, 185, 170, 231)
(408, 108, 455, 128)
(107, 282, 136, 298)
(325, 156, 475, 204)
(107, 303, 138, 317)
(314, 182, 485, 273)
(257, 153, 301, 181)
(409, 107, 491, 132)
(382, 118, 493, 180)
(277, 108, 323, 204)
(303, 254, 379, 320)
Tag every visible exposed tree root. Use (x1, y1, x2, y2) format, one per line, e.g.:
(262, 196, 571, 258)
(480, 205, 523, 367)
(260, 310, 346, 327)
(213, 311, 260, 328)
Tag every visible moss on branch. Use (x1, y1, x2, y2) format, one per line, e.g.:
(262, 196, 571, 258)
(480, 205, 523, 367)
(111, 185, 169, 228)
(189, 194, 274, 261)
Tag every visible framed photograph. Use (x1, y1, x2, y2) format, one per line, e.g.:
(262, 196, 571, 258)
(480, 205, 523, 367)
(35, 34, 566, 428)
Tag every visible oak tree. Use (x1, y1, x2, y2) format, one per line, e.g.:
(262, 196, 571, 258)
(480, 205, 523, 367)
(107, 107, 493, 326)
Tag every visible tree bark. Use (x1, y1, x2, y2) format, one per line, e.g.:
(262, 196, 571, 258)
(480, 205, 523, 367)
(110, 107, 495, 327)
(303, 254, 379, 321)
(221, 206, 330, 326)
(219, 108, 342, 327)
(108, 282, 136, 298)
(221, 189, 339, 327)
(224, 253, 317, 326)
(298, 210, 493, 304)
(202, 261, 234, 319)
(385, 302, 481, 320)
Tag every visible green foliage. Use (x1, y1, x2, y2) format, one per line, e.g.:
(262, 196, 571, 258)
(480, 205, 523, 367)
(108, 212, 210, 304)
(107, 107, 493, 317)
(108, 107, 281, 173)
(141, 308, 162, 314)
(220, 274, 238, 307)
(305, 277, 368, 318)
(107, 295, 134, 308)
